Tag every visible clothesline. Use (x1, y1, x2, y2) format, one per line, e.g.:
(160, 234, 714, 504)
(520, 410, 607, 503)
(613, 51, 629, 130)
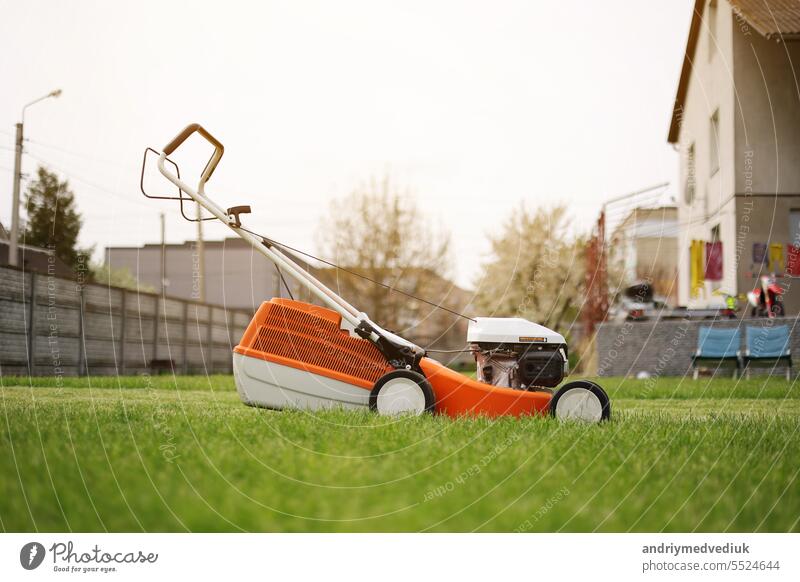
(689, 240, 800, 299)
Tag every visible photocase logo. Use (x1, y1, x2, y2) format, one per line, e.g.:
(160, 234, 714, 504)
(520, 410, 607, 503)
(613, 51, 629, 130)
(20, 542, 46, 570)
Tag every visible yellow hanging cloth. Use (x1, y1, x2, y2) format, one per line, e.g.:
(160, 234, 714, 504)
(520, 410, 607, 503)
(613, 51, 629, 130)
(690, 240, 705, 298)
(769, 243, 784, 273)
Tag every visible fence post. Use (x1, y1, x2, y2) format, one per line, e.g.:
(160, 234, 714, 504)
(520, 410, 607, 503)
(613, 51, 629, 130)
(207, 306, 214, 373)
(77, 284, 86, 376)
(151, 295, 160, 372)
(26, 272, 36, 376)
(228, 309, 235, 373)
(120, 288, 127, 375)
(182, 301, 189, 375)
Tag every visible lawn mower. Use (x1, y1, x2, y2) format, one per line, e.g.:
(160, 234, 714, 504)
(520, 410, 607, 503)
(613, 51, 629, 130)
(142, 123, 611, 422)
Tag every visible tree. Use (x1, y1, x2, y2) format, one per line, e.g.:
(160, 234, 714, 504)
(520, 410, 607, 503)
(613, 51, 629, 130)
(316, 175, 461, 344)
(472, 204, 585, 335)
(23, 166, 86, 272)
(90, 262, 155, 293)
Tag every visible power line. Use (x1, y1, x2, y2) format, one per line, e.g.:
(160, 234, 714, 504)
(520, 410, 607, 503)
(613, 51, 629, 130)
(238, 225, 477, 323)
(24, 150, 183, 215)
(24, 138, 137, 172)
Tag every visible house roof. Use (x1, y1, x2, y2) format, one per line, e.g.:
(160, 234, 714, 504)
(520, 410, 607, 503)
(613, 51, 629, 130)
(730, 0, 800, 38)
(0, 240, 74, 278)
(667, 0, 800, 144)
(611, 206, 678, 240)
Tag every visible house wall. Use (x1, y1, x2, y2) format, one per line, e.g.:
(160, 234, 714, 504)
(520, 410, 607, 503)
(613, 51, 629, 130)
(733, 23, 800, 195)
(676, 1, 800, 312)
(735, 194, 800, 314)
(608, 211, 679, 304)
(730, 9, 800, 314)
(634, 236, 680, 304)
(676, 0, 738, 307)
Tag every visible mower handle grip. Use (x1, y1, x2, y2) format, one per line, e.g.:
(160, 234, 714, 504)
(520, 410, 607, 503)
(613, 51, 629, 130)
(163, 123, 225, 180)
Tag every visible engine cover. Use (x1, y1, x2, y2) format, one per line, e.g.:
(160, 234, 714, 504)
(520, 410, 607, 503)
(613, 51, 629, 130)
(468, 317, 568, 390)
(467, 317, 566, 345)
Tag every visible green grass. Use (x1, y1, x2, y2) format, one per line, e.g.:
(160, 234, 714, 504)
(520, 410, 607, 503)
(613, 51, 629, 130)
(1, 375, 798, 532)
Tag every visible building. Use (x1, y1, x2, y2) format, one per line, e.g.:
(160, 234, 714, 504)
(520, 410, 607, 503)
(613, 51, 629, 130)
(0, 220, 74, 278)
(669, 0, 800, 310)
(105, 238, 307, 310)
(609, 206, 680, 305)
(0, 240, 74, 278)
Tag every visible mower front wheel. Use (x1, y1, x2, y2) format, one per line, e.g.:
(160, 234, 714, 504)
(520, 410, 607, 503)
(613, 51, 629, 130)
(369, 370, 435, 416)
(550, 380, 611, 423)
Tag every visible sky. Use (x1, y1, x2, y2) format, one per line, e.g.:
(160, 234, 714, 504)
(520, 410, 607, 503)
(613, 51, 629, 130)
(0, 0, 694, 288)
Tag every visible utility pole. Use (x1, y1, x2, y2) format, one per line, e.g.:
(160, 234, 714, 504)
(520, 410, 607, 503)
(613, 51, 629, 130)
(160, 212, 167, 294)
(8, 123, 23, 266)
(8, 89, 62, 268)
(583, 210, 608, 337)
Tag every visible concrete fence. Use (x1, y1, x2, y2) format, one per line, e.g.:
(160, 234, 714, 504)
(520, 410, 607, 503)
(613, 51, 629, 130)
(0, 265, 253, 377)
(596, 316, 800, 377)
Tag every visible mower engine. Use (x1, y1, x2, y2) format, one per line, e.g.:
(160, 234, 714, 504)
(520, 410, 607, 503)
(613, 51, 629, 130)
(467, 317, 568, 390)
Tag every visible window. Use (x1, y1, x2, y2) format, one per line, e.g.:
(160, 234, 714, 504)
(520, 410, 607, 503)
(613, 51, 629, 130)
(709, 109, 720, 176)
(708, 0, 718, 61)
(684, 143, 696, 204)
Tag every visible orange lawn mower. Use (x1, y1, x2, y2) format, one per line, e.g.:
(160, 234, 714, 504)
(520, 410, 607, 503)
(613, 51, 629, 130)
(142, 124, 611, 423)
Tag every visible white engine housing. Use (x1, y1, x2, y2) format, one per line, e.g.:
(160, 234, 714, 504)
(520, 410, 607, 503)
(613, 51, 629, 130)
(467, 317, 568, 390)
(467, 317, 566, 345)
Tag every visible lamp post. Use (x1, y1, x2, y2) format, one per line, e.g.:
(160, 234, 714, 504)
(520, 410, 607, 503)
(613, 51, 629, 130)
(8, 89, 62, 267)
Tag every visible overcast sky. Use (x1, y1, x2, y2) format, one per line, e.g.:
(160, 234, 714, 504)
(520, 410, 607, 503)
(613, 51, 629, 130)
(0, 0, 693, 287)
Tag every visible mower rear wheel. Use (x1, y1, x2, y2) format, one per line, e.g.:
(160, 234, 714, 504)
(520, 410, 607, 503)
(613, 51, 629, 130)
(369, 370, 435, 416)
(550, 380, 610, 423)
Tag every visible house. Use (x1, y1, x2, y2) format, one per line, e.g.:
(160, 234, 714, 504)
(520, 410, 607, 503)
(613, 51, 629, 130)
(0, 220, 74, 278)
(105, 237, 308, 310)
(669, 0, 800, 311)
(608, 206, 680, 305)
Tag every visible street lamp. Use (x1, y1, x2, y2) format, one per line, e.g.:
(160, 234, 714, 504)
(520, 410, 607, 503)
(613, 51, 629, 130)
(8, 88, 62, 267)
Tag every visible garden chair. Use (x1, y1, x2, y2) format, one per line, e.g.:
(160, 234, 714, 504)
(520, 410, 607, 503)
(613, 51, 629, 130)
(692, 327, 741, 380)
(743, 325, 792, 380)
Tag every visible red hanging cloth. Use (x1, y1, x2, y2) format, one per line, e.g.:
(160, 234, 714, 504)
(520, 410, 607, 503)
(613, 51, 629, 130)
(705, 241, 723, 281)
(787, 244, 800, 276)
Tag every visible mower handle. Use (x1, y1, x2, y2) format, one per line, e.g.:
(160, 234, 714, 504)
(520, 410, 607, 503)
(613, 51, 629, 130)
(163, 123, 225, 181)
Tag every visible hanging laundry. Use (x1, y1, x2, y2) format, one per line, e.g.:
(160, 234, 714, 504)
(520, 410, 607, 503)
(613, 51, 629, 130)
(769, 243, 784, 274)
(690, 240, 705, 298)
(753, 242, 767, 265)
(705, 241, 723, 280)
(787, 244, 800, 276)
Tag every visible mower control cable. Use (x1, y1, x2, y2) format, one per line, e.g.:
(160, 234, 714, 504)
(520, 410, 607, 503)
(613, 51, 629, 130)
(275, 265, 294, 300)
(238, 226, 477, 323)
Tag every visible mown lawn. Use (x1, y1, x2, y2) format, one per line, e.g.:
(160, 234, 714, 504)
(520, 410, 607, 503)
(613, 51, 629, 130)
(1, 374, 798, 532)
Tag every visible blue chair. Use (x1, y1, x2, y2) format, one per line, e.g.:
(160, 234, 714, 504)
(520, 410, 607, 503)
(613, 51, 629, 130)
(692, 327, 741, 379)
(743, 325, 792, 380)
